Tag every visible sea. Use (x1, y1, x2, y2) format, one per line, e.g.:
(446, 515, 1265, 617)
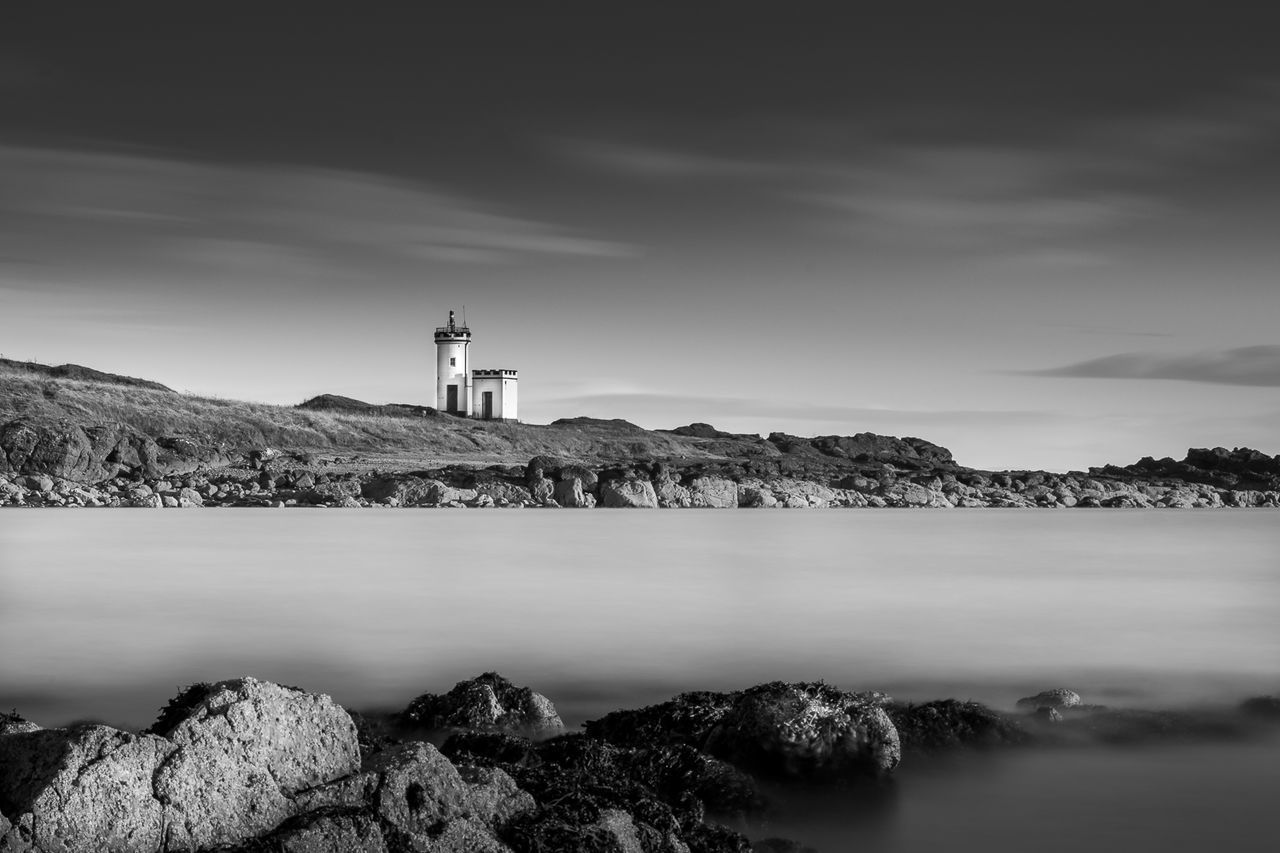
(1, 509, 1277, 850)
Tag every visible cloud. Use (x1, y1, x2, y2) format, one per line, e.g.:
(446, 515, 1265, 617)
(1027, 346, 1280, 387)
(0, 144, 633, 277)
(551, 79, 1280, 256)
(799, 144, 1160, 251)
(551, 138, 773, 179)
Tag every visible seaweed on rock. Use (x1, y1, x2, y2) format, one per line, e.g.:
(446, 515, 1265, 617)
(144, 681, 214, 737)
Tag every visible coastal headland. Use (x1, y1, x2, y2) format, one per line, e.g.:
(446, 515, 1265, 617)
(2, 359, 1278, 509)
(2, 673, 1277, 852)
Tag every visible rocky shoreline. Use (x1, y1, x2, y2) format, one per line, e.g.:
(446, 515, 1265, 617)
(2, 673, 1277, 853)
(4, 360, 1280, 509)
(3, 448, 1280, 509)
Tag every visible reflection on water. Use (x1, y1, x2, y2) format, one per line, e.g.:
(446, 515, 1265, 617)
(0, 510, 1276, 727)
(760, 737, 1280, 853)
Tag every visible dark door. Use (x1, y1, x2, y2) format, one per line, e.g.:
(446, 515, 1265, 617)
(446, 384, 458, 412)
(482, 391, 494, 419)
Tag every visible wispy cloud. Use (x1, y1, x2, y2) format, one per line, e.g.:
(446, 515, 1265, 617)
(1027, 345, 1280, 387)
(801, 145, 1156, 249)
(0, 145, 633, 276)
(555, 79, 1280, 254)
(551, 138, 772, 180)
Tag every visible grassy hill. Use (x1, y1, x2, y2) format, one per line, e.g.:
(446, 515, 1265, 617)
(0, 365, 719, 471)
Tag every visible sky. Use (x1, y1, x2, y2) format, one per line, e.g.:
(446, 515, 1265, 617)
(2, 3, 1278, 470)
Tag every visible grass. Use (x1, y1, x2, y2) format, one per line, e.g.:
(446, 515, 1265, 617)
(0, 367, 716, 468)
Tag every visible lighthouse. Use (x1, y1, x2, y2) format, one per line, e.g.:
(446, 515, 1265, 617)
(434, 310, 471, 415)
(434, 310, 519, 421)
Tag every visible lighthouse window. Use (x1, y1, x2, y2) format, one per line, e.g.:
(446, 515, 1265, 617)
(450, 357, 456, 366)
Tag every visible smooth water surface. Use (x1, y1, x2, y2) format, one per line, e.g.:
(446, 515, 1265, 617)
(1, 510, 1276, 726)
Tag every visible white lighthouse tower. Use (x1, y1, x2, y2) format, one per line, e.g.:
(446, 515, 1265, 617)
(434, 310, 471, 415)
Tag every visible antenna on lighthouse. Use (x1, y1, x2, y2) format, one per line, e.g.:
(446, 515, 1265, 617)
(463, 305, 467, 327)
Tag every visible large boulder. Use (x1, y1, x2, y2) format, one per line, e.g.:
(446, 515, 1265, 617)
(151, 677, 361, 850)
(703, 682, 901, 779)
(401, 673, 564, 739)
(600, 479, 659, 508)
(0, 725, 175, 853)
(0, 419, 237, 485)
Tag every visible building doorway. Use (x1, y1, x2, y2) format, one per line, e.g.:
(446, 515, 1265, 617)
(482, 391, 494, 420)
(446, 385, 458, 413)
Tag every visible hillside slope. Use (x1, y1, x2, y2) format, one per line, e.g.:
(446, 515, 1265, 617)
(0, 368, 716, 480)
(0, 364, 961, 485)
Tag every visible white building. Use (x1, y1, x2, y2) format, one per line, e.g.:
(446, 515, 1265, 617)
(434, 311, 518, 421)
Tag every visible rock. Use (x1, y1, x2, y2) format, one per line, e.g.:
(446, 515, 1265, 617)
(738, 485, 778, 508)
(593, 809, 649, 853)
(886, 700, 1025, 752)
(881, 481, 950, 507)
(584, 691, 735, 749)
(600, 479, 659, 508)
(0, 420, 160, 484)
(1034, 707, 1064, 723)
(553, 477, 589, 508)
(17, 474, 53, 492)
(291, 770, 381, 813)
(427, 482, 479, 505)
(402, 673, 564, 739)
(162, 495, 180, 508)
(1016, 688, 1083, 710)
(178, 486, 204, 506)
(704, 682, 901, 779)
(270, 812, 388, 853)
(530, 476, 556, 504)
(365, 741, 474, 837)
(1240, 696, 1280, 720)
(427, 817, 513, 852)
(558, 464, 599, 489)
(0, 711, 40, 736)
(688, 476, 738, 508)
(0, 724, 175, 853)
(495, 736, 714, 853)
(459, 764, 536, 829)
(152, 677, 361, 850)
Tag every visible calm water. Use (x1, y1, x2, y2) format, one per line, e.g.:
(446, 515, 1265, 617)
(1, 510, 1278, 849)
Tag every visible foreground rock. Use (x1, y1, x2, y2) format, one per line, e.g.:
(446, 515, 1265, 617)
(586, 682, 901, 781)
(5, 675, 1279, 852)
(704, 682, 901, 780)
(442, 731, 764, 853)
(0, 677, 360, 853)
